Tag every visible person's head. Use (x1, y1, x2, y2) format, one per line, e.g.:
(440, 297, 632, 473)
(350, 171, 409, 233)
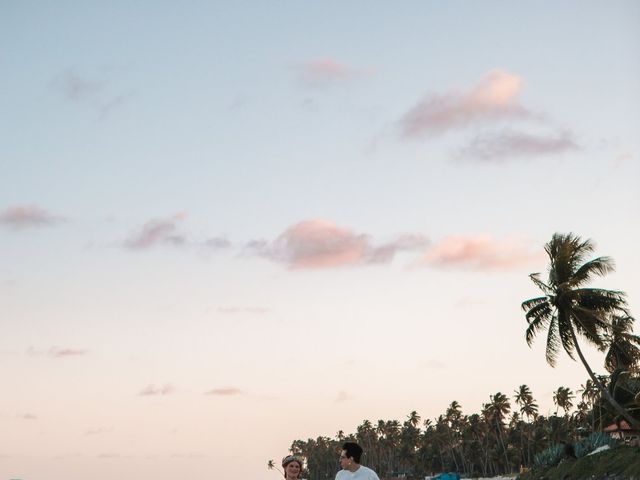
(282, 454, 303, 479)
(339, 441, 363, 470)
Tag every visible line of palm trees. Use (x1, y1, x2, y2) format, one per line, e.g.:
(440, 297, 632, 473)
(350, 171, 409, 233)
(285, 378, 636, 479)
(276, 233, 639, 479)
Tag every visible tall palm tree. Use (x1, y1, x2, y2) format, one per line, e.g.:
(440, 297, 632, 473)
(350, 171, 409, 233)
(514, 384, 539, 421)
(578, 379, 600, 407)
(552, 386, 574, 415)
(485, 392, 511, 471)
(267, 459, 283, 476)
(407, 410, 421, 428)
(522, 232, 640, 429)
(513, 385, 537, 466)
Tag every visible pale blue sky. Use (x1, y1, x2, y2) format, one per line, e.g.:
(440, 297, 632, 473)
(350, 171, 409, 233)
(1, 2, 639, 479)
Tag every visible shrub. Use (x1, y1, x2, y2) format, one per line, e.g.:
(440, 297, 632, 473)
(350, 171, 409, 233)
(533, 443, 565, 469)
(573, 432, 618, 458)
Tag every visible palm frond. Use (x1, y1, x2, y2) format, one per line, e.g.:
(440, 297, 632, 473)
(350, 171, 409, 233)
(529, 273, 553, 294)
(570, 236, 596, 267)
(572, 309, 607, 350)
(526, 310, 553, 347)
(558, 311, 576, 361)
(522, 295, 549, 312)
(605, 314, 640, 372)
(575, 288, 627, 311)
(545, 316, 560, 367)
(525, 301, 554, 326)
(569, 256, 616, 286)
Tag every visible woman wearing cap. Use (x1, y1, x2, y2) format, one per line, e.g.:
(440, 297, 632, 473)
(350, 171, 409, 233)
(281, 454, 303, 480)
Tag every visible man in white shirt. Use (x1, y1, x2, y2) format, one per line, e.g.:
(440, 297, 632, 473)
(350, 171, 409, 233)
(335, 441, 380, 480)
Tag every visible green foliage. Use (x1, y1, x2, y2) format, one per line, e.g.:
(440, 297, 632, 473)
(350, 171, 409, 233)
(520, 445, 640, 480)
(573, 432, 617, 458)
(533, 444, 565, 469)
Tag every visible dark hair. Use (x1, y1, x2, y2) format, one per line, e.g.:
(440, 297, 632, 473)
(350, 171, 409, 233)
(342, 442, 363, 463)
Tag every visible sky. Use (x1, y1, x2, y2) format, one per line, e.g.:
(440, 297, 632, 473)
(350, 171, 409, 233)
(1, 1, 639, 479)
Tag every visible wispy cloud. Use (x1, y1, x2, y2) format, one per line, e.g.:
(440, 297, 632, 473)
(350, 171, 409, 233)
(0, 204, 65, 229)
(368, 234, 430, 264)
(204, 387, 244, 396)
(419, 359, 445, 370)
(51, 68, 132, 119)
(170, 453, 207, 459)
(204, 236, 232, 249)
(52, 69, 104, 102)
(335, 390, 351, 403)
(124, 214, 186, 250)
(455, 129, 579, 162)
(613, 151, 634, 167)
(98, 453, 125, 459)
(27, 346, 88, 358)
(49, 347, 88, 358)
(85, 427, 111, 436)
(217, 306, 270, 315)
(420, 235, 543, 271)
(454, 297, 486, 308)
(138, 384, 175, 396)
(123, 215, 233, 251)
(99, 92, 133, 120)
(248, 219, 428, 269)
(400, 70, 534, 138)
(18, 413, 38, 420)
(298, 57, 366, 86)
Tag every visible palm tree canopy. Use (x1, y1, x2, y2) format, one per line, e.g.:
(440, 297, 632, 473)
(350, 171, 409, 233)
(604, 314, 640, 373)
(552, 386, 574, 414)
(522, 233, 628, 366)
(514, 384, 538, 420)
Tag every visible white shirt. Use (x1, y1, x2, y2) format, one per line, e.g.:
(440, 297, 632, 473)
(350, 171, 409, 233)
(335, 465, 380, 480)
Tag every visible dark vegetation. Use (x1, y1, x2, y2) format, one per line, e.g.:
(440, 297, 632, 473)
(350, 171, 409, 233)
(270, 234, 640, 480)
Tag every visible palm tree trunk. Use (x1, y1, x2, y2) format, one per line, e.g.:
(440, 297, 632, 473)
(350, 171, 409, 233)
(496, 425, 509, 474)
(569, 325, 640, 430)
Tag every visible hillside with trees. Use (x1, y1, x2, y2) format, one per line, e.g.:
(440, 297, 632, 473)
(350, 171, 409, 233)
(274, 234, 639, 480)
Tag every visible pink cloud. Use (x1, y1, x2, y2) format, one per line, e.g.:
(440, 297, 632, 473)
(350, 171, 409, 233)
(124, 213, 186, 249)
(614, 151, 633, 167)
(368, 234, 430, 263)
(249, 220, 428, 269)
(456, 129, 579, 161)
(299, 57, 364, 86)
(138, 384, 175, 396)
(205, 387, 244, 396)
(421, 235, 543, 271)
(271, 219, 368, 268)
(400, 70, 533, 137)
(0, 204, 64, 229)
(48, 347, 88, 358)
